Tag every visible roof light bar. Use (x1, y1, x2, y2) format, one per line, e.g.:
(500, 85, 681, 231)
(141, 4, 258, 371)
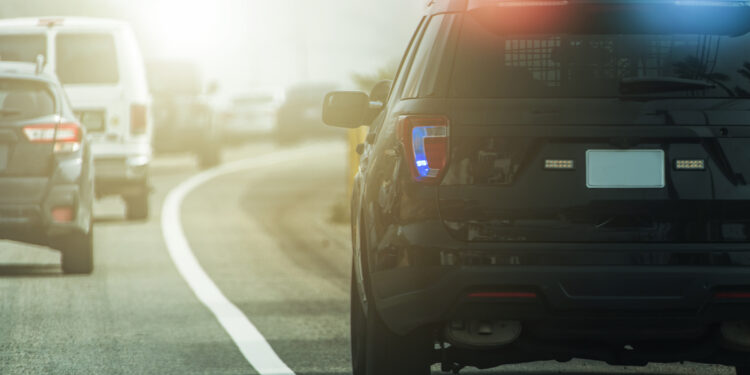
(675, 0, 750, 6)
(495, 0, 568, 6)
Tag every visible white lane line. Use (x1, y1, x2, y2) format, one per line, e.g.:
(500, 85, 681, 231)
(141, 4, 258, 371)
(161, 145, 334, 375)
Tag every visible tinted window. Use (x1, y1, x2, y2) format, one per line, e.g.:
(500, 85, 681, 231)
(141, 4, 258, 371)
(402, 15, 453, 99)
(0, 79, 56, 120)
(56, 33, 119, 85)
(0, 34, 46, 63)
(450, 13, 750, 98)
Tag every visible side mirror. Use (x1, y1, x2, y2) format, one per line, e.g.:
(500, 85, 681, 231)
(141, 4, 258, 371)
(322, 91, 369, 128)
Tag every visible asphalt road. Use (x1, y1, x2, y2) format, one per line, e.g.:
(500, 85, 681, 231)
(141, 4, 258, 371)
(0, 141, 738, 375)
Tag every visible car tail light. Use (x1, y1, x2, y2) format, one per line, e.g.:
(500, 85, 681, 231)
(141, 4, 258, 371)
(23, 122, 81, 153)
(131, 104, 147, 135)
(51, 206, 74, 223)
(397, 116, 450, 184)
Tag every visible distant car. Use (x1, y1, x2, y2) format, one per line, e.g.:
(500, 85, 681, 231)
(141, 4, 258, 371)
(147, 60, 222, 168)
(324, 1, 750, 374)
(0, 62, 94, 274)
(0, 17, 153, 221)
(275, 83, 341, 144)
(223, 88, 284, 143)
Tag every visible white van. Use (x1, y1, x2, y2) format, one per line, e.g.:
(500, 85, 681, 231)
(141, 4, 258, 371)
(0, 17, 152, 220)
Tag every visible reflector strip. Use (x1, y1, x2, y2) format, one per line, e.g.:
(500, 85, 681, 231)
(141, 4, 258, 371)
(545, 159, 575, 170)
(675, 159, 705, 170)
(468, 292, 538, 299)
(715, 292, 750, 299)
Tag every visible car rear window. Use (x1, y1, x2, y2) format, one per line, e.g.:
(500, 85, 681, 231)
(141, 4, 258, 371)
(0, 34, 46, 63)
(0, 79, 56, 120)
(449, 12, 750, 99)
(56, 33, 119, 85)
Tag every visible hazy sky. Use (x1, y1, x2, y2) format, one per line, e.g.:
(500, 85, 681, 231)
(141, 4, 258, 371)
(0, 0, 425, 96)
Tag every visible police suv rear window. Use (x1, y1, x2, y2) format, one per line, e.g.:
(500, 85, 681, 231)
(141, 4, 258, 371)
(449, 13, 750, 99)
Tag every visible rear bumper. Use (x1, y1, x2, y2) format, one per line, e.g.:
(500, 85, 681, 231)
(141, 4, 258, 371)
(94, 156, 149, 196)
(374, 265, 750, 334)
(373, 264, 750, 366)
(0, 181, 88, 244)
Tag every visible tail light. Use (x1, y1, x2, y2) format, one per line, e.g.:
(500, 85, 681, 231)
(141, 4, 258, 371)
(23, 122, 81, 153)
(397, 116, 450, 184)
(131, 104, 147, 135)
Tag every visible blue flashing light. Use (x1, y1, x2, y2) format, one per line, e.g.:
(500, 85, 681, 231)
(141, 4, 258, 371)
(412, 127, 432, 178)
(675, 0, 750, 6)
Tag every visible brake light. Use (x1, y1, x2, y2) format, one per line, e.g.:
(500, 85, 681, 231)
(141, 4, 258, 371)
(397, 116, 450, 184)
(23, 123, 81, 153)
(131, 104, 147, 135)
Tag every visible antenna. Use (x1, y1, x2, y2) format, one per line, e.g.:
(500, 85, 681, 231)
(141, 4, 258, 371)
(35, 54, 45, 75)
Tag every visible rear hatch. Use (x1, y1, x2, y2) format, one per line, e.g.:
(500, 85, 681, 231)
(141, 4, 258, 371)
(54, 31, 134, 154)
(0, 78, 57, 204)
(438, 2, 750, 243)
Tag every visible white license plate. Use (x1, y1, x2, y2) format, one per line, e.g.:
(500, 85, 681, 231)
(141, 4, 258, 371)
(586, 150, 665, 189)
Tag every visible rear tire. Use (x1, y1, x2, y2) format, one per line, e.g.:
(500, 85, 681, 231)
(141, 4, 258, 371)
(350, 264, 432, 375)
(60, 227, 94, 275)
(125, 189, 149, 221)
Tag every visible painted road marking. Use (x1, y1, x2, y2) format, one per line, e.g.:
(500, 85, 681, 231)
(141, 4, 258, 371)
(162, 145, 335, 375)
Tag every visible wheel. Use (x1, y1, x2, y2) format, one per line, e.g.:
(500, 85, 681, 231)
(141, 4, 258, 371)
(60, 227, 94, 275)
(737, 367, 750, 375)
(125, 189, 149, 221)
(350, 264, 432, 375)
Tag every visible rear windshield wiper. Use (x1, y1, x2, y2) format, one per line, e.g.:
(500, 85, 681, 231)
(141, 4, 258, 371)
(619, 77, 716, 95)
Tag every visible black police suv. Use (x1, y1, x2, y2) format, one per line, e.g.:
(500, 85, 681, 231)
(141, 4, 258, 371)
(323, 0, 750, 373)
(0, 62, 94, 274)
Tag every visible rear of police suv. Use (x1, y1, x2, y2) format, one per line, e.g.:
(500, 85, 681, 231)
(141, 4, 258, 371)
(351, 0, 750, 371)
